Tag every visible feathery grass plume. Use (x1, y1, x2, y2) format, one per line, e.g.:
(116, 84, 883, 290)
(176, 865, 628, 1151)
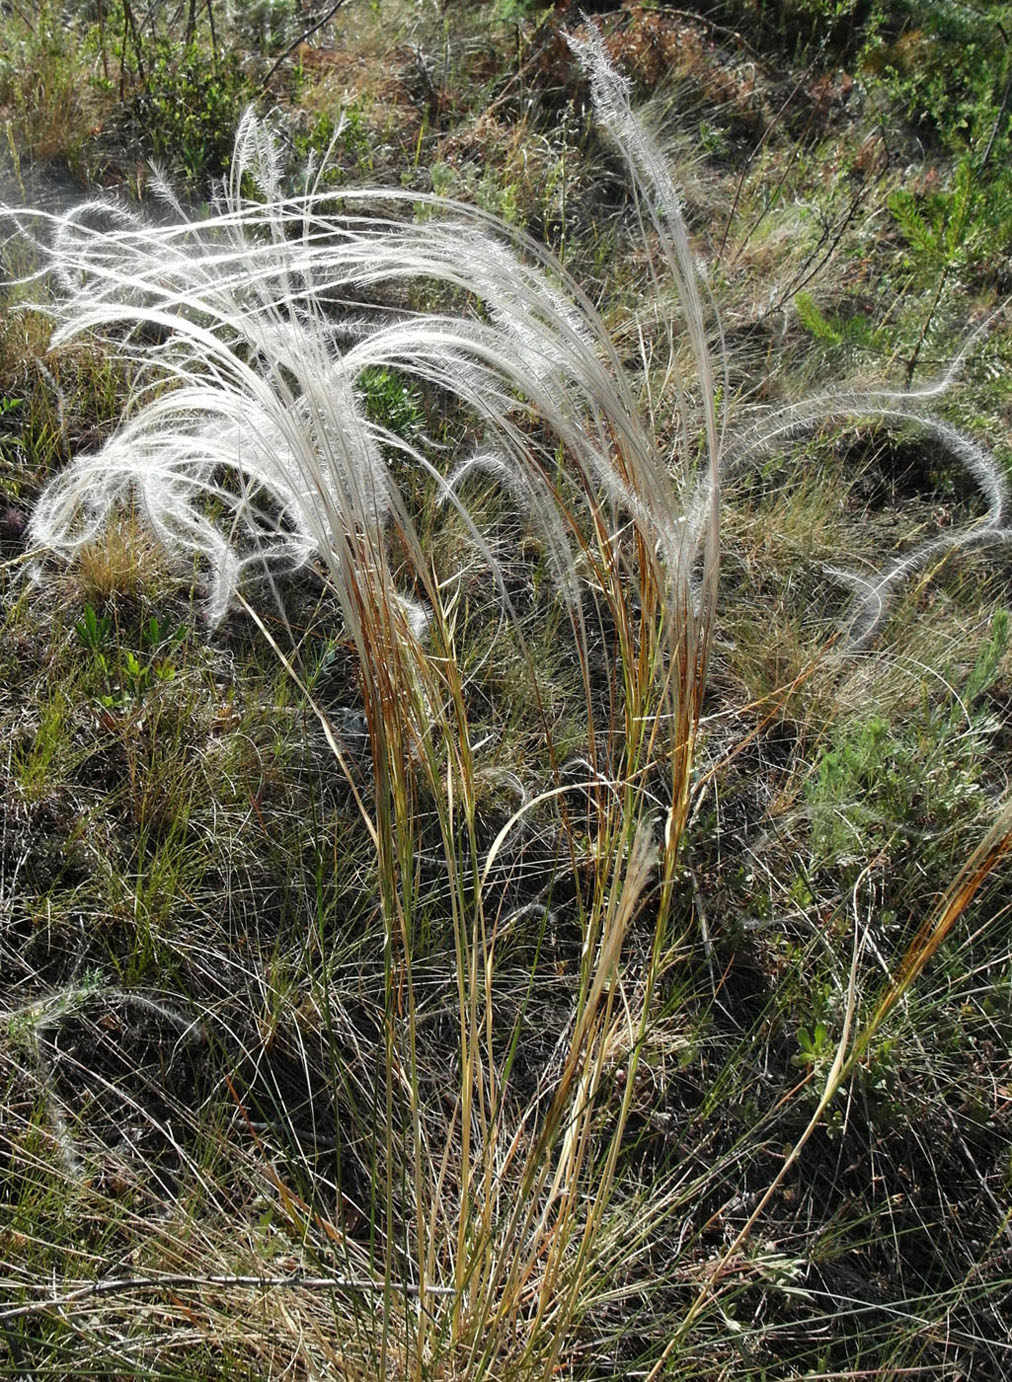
(7, 35, 722, 1376)
(726, 355, 1012, 646)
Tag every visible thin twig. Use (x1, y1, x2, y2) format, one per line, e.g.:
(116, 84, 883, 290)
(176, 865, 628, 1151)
(258, 0, 352, 95)
(980, 27, 1012, 171)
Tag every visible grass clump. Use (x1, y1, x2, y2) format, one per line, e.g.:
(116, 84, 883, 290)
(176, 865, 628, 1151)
(1, 5, 1012, 1380)
(3, 29, 722, 1377)
(0, 2, 100, 175)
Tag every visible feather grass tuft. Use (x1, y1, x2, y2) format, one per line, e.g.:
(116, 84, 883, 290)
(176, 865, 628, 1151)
(5, 45, 724, 1369)
(6, 31, 1008, 1377)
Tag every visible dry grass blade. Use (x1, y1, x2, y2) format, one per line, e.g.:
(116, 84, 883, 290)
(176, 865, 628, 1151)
(862, 799, 1012, 1043)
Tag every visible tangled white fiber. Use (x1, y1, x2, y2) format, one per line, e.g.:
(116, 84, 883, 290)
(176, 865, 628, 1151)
(9, 31, 718, 701)
(5, 30, 1006, 665)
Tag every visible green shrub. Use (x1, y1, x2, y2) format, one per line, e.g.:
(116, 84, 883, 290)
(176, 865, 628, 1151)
(863, 1, 1012, 153)
(125, 42, 251, 183)
(808, 611, 1009, 873)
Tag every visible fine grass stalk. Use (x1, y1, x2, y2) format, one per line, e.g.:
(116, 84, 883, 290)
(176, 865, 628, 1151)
(8, 37, 722, 1373)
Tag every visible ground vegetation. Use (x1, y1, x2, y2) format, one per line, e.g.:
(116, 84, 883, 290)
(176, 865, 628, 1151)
(1, 1, 1012, 1378)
